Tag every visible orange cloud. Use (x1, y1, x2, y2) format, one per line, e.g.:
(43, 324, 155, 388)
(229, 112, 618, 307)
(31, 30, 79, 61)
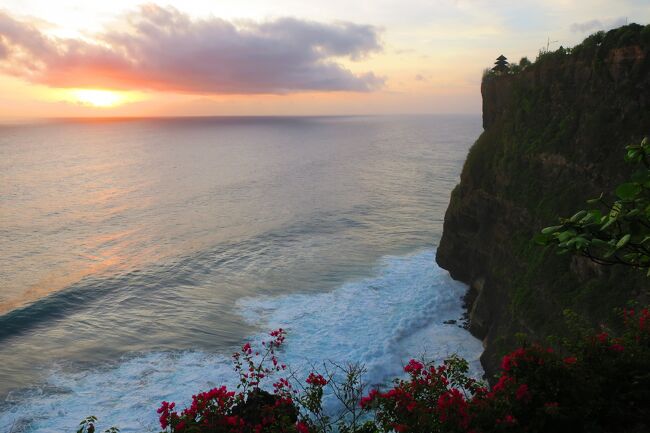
(0, 4, 384, 94)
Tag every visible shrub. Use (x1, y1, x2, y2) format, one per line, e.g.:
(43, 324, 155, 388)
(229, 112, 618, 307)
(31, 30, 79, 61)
(537, 137, 650, 273)
(360, 307, 650, 433)
(156, 329, 308, 433)
(77, 306, 649, 433)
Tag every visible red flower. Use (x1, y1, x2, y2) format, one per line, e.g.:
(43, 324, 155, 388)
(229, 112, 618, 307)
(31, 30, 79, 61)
(492, 374, 513, 392)
(360, 389, 379, 408)
(639, 309, 649, 330)
(437, 389, 470, 429)
(515, 383, 531, 402)
(596, 332, 609, 343)
(296, 421, 310, 433)
(500, 348, 526, 372)
(306, 373, 328, 386)
(225, 416, 240, 426)
(563, 356, 577, 365)
(404, 359, 424, 374)
(544, 402, 560, 415)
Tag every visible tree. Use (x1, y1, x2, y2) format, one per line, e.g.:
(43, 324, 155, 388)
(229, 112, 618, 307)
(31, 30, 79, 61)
(537, 137, 650, 274)
(518, 57, 532, 69)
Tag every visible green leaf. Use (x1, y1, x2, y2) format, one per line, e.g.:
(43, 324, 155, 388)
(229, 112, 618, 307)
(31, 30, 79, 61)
(587, 193, 604, 204)
(627, 149, 639, 160)
(601, 218, 615, 230)
(591, 238, 611, 248)
(541, 225, 563, 234)
(616, 182, 641, 200)
(570, 210, 587, 222)
(616, 234, 631, 249)
(622, 252, 639, 261)
(574, 237, 588, 250)
(558, 230, 576, 242)
(533, 233, 549, 245)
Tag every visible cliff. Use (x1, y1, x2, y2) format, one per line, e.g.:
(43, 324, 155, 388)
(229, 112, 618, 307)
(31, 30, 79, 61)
(437, 24, 650, 379)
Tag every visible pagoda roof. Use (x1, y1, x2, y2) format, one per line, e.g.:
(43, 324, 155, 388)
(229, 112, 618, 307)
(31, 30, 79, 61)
(496, 54, 507, 60)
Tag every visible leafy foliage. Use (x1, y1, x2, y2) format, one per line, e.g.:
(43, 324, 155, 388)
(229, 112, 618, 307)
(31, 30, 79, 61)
(77, 416, 119, 433)
(537, 137, 650, 274)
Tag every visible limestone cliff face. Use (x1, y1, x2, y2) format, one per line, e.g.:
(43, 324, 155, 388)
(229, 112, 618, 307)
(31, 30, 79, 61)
(437, 24, 650, 379)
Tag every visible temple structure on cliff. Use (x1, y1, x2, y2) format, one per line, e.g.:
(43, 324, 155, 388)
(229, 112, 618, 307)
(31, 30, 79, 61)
(492, 54, 509, 73)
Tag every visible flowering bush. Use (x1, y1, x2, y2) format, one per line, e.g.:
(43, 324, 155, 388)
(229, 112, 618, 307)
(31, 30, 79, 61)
(359, 306, 650, 433)
(78, 308, 649, 433)
(156, 328, 310, 433)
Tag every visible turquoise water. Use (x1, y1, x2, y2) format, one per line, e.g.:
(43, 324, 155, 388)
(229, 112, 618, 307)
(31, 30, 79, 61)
(0, 115, 483, 432)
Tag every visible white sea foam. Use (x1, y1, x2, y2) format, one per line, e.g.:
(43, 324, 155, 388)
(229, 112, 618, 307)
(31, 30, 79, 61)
(0, 249, 483, 433)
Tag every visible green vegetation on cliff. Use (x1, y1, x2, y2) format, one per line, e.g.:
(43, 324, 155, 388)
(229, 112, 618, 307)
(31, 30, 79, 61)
(436, 23, 650, 377)
(538, 137, 650, 271)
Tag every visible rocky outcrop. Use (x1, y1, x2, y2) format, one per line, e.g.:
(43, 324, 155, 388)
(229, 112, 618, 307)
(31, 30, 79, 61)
(437, 24, 650, 379)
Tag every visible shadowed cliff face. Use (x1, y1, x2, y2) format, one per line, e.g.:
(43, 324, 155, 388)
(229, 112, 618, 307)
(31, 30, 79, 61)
(437, 24, 650, 380)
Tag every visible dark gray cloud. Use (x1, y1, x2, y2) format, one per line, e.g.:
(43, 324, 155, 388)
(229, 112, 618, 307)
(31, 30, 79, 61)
(0, 4, 384, 93)
(570, 17, 628, 33)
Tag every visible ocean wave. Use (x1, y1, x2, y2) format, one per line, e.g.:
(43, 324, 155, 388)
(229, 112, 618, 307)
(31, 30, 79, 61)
(0, 249, 482, 433)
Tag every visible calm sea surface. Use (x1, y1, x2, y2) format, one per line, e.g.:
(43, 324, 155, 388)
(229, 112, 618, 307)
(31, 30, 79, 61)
(0, 115, 483, 432)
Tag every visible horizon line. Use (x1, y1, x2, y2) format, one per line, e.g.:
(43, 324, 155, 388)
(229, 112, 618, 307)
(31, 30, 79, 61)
(0, 112, 482, 125)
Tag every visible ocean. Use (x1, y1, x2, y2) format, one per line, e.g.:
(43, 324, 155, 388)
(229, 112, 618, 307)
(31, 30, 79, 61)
(0, 115, 483, 432)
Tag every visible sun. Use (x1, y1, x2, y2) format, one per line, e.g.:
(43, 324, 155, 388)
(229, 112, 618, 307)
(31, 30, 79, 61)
(70, 89, 124, 107)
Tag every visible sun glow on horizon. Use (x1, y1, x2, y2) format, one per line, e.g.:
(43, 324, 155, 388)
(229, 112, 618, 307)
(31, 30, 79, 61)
(69, 89, 126, 107)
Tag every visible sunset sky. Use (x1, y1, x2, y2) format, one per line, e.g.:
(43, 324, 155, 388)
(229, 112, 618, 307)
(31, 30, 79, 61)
(0, 0, 648, 118)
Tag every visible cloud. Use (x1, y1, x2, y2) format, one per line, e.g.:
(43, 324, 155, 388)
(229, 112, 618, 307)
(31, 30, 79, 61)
(570, 17, 628, 33)
(0, 4, 384, 94)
